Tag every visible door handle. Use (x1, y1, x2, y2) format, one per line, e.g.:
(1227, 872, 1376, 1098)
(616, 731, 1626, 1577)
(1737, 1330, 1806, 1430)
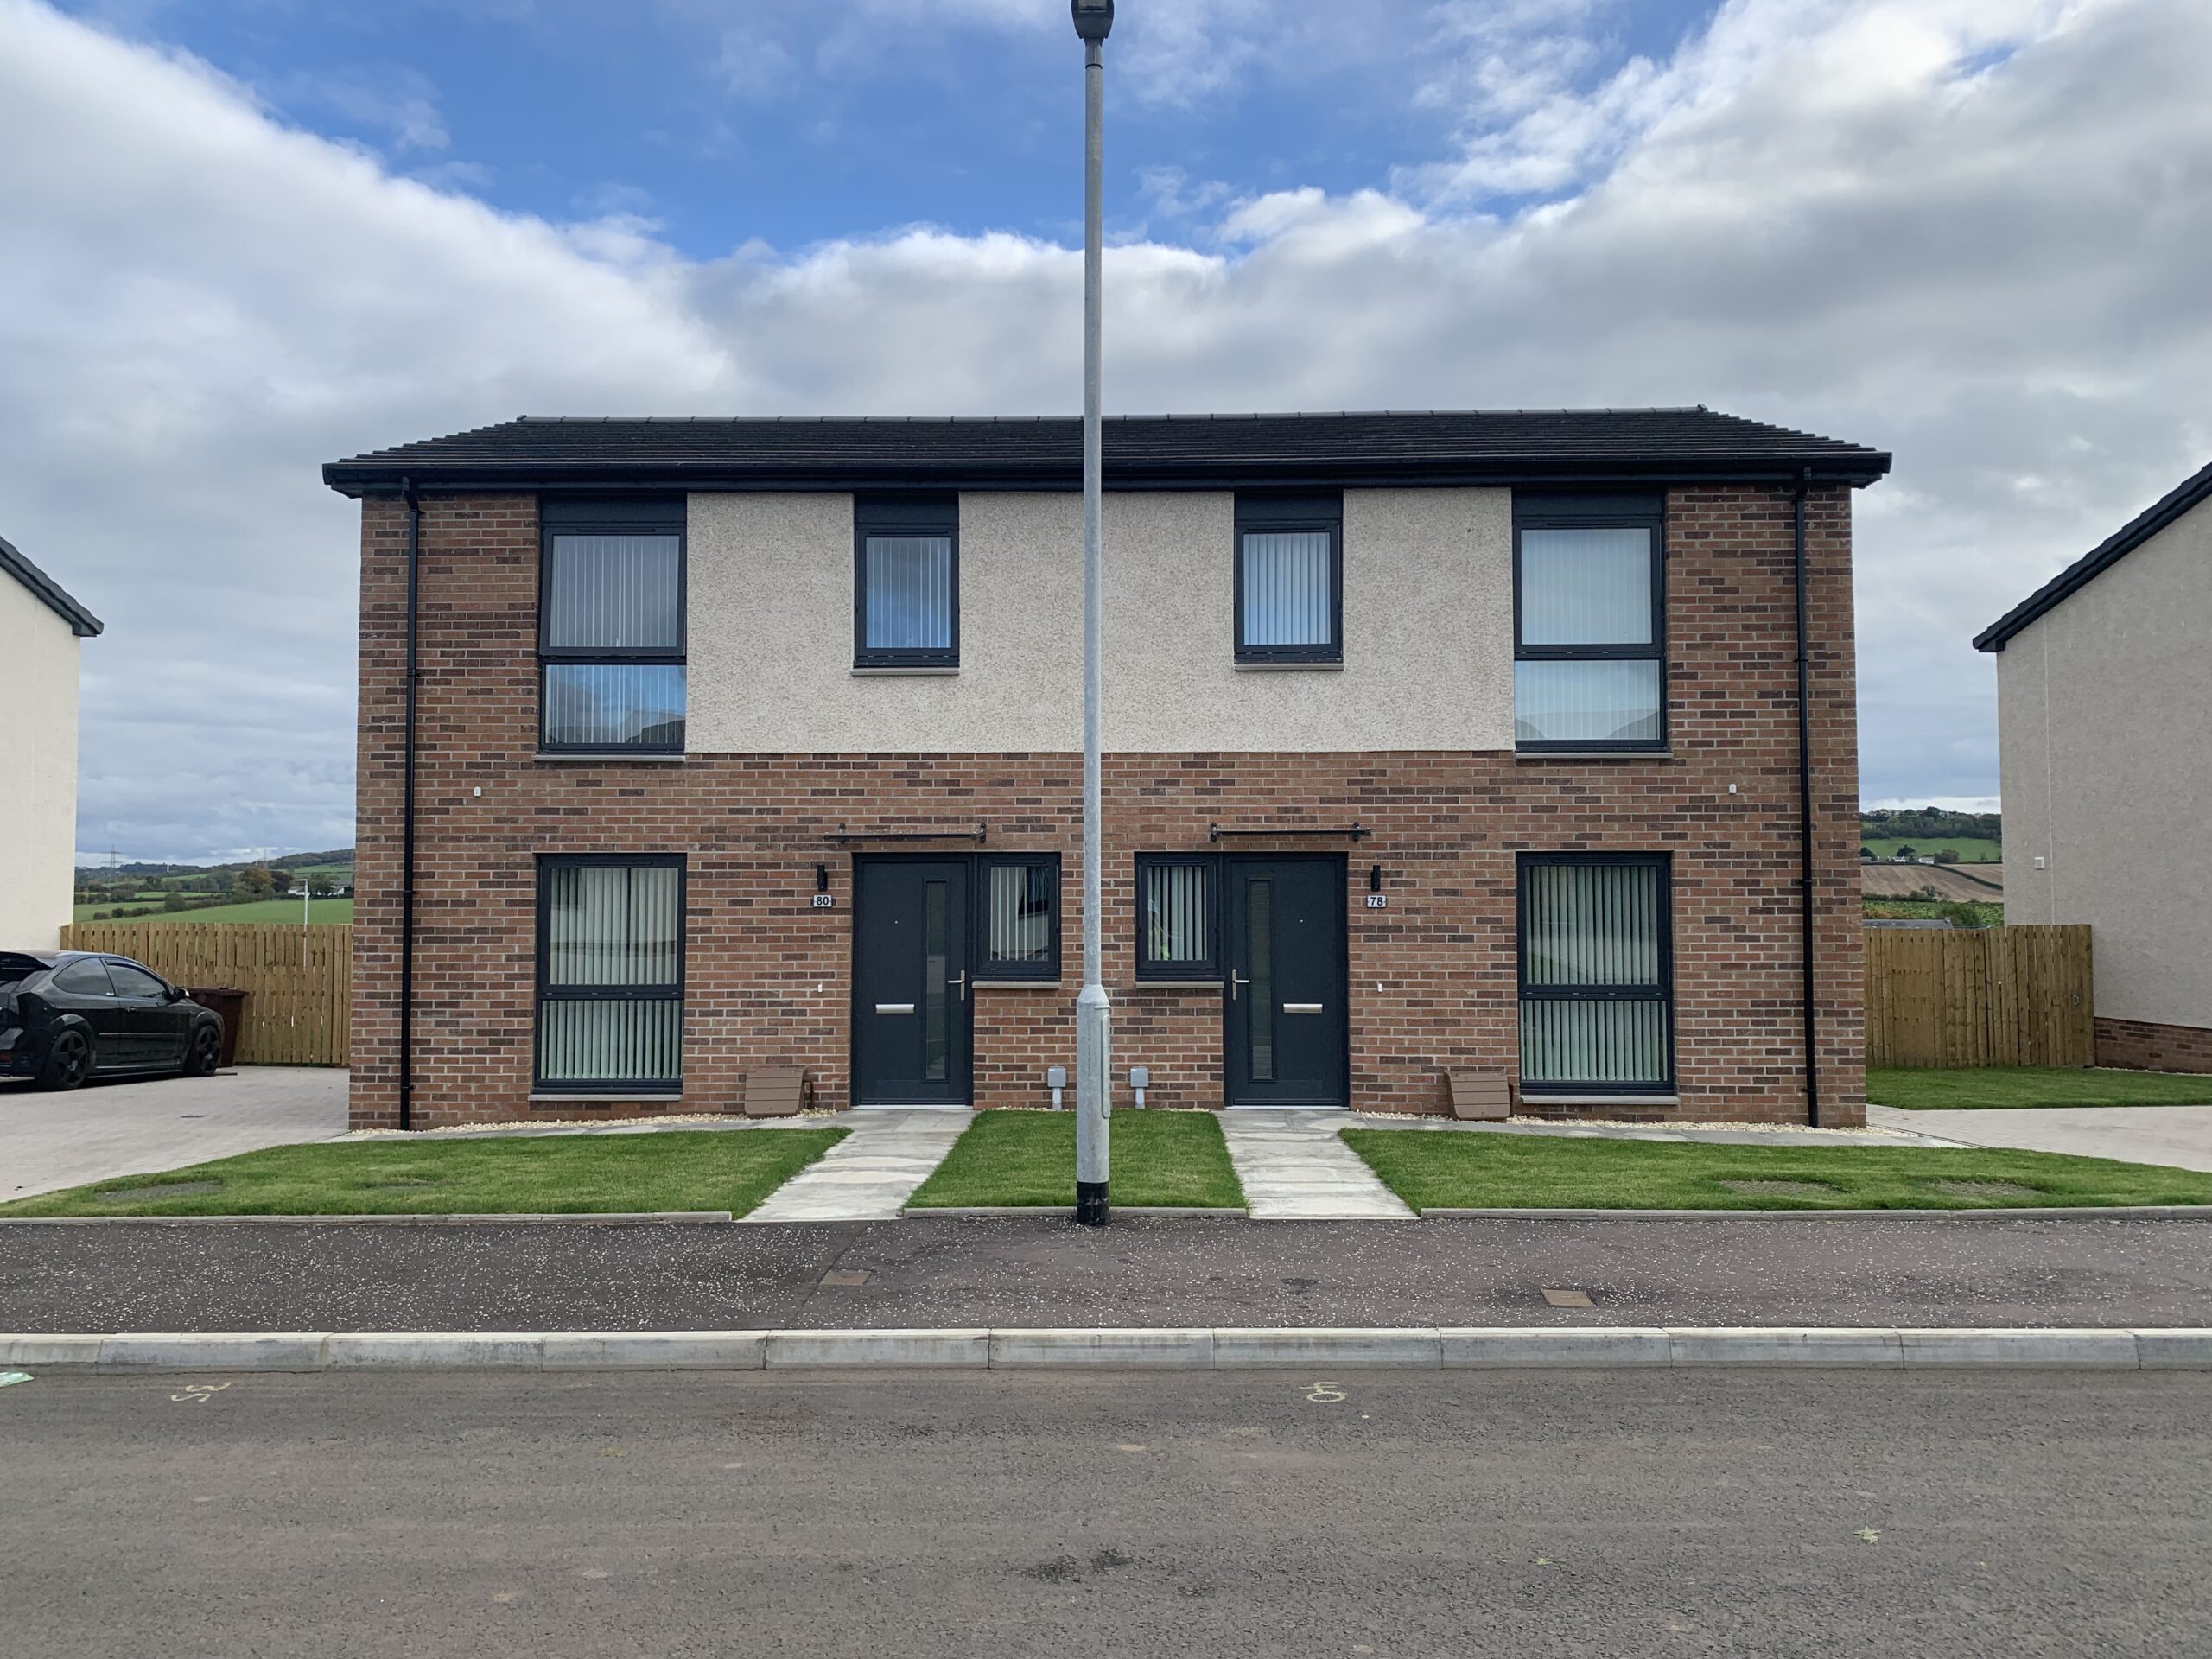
(950, 971, 969, 1001)
(1229, 971, 1251, 1001)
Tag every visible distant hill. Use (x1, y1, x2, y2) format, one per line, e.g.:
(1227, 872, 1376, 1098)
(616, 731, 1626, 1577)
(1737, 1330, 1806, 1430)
(1861, 808, 1999, 844)
(79, 848, 353, 879)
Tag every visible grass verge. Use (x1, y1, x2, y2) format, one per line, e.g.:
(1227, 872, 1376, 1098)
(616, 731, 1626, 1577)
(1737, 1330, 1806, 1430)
(0, 1128, 846, 1218)
(1340, 1128, 2212, 1211)
(906, 1110, 1244, 1209)
(1869, 1066, 2212, 1111)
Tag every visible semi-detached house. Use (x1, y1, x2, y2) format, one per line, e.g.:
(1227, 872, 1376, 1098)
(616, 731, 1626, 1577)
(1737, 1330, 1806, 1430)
(323, 408, 1888, 1133)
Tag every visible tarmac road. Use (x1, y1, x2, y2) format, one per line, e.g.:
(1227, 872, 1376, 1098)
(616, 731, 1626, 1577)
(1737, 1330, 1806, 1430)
(3, 1368, 2208, 1657)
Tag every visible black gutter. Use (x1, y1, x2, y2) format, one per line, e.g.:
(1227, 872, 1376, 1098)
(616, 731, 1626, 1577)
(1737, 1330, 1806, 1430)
(323, 456, 1892, 499)
(398, 478, 420, 1133)
(1792, 470, 1820, 1128)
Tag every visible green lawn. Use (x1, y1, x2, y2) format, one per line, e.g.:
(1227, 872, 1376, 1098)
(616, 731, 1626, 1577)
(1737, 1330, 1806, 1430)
(907, 1109, 1245, 1209)
(73, 897, 355, 925)
(1861, 837, 2001, 863)
(0, 1128, 846, 1218)
(1868, 1066, 2212, 1111)
(1342, 1128, 2212, 1211)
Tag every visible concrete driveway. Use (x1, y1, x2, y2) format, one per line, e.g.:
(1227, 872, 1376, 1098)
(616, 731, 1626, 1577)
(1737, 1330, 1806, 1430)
(1869, 1102, 2212, 1173)
(0, 1067, 347, 1201)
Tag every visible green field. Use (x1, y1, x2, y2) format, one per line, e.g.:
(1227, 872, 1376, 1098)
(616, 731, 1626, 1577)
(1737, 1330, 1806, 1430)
(1864, 898, 2003, 928)
(73, 897, 354, 925)
(1861, 836, 2001, 863)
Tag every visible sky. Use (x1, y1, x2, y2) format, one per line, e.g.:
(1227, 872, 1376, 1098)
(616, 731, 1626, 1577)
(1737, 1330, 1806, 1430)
(3, 0, 2208, 864)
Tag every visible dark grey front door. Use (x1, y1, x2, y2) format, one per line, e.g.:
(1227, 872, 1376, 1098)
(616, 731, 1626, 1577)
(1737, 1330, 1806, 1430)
(1224, 855, 1348, 1108)
(853, 858, 972, 1106)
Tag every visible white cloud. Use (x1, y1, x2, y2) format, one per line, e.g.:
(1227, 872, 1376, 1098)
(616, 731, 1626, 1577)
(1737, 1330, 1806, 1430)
(3, 0, 2210, 859)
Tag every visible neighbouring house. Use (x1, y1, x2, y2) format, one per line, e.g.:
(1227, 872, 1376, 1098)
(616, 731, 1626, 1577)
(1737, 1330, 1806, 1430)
(1977, 457, 2212, 1073)
(0, 534, 102, 950)
(324, 408, 1888, 1132)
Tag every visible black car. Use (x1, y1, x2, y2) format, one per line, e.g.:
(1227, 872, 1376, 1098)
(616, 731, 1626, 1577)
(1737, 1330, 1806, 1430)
(0, 950, 225, 1090)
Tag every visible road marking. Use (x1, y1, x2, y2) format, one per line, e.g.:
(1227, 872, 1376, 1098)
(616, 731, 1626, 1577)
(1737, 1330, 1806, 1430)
(1306, 1381, 1346, 1404)
(168, 1382, 232, 1404)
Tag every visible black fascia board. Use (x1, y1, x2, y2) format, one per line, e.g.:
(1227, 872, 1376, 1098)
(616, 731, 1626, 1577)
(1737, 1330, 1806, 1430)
(325, 452, 1891, 498)
(1974, 457, 2212, 652)
(0, 532, 104, 637)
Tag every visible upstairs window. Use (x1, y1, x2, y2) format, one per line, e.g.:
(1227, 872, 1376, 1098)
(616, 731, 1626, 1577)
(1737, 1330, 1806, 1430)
(539, 500, 685, 753)
(1235, 493, 1343, 664)
(1514, 493, 1664, 750)
(855, 497, 958, 669)
(1517, 853, 1673, 1093)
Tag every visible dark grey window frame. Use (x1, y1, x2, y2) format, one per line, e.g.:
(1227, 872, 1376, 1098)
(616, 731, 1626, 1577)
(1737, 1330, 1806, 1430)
(1512, 491, 1667, 753)
(1234, 492, 1344, 665)
(532, 853, 686, 1096)
(976, 852, 1062, 981)
(854, 495, 960, 670)
(1515, 850, 1675, 1096)
(1135, 852, 1224, 980)
(537, 498, 687, 755)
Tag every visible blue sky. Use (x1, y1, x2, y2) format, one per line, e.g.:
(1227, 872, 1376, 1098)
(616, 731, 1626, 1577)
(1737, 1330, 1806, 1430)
(6, 0, 2210, 861)
(71, 0, 1719, 255)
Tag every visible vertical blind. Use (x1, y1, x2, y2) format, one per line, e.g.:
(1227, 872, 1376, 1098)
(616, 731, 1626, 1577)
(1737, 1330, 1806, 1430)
(984, 862, 1054, 970)
(544, 535, 683, 650)
(1519, 527, 1653, 645)
(1514, 659, 1662, 744)
(864, 536, 955, 652)
(1519, 859, 1669, 1088)
(537, 862, 681, 1085)
(1144, 861, 1214, 969)
(1241, 531, 1333, 649)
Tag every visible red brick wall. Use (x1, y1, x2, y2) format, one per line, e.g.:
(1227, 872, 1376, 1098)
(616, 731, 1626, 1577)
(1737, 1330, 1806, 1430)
(2095, 1016, 2212, 1076)
(352, 485, 1864, 1129)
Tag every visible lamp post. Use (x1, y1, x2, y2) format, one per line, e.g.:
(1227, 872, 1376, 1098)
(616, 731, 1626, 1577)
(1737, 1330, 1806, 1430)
(1071, 0, 1113, 1227)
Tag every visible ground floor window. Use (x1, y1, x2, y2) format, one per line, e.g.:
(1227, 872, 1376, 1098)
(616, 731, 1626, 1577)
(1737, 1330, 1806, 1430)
(1517, 852, 1673, 1092)
(979, 855, 1060, 979)
(1135, 853, 1221, 978)
(535, 855, 683, 1092)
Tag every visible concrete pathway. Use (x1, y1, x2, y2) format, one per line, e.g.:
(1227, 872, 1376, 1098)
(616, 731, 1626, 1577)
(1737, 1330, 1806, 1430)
(1217, 1109, 1415, 1220)
(741, 1110, 971, 1223)
(0, 1067, 347, 1201)
(1869, 1103, 2212, 1173)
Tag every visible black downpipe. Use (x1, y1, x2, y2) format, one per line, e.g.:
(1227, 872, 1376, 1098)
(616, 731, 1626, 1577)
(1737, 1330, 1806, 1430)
(1792, 470, 1820, 1128)
(398, 479, 420, 1132)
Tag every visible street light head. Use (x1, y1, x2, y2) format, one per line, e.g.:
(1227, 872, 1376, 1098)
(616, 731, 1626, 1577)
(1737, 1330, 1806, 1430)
(1071, 0, 1114, 43)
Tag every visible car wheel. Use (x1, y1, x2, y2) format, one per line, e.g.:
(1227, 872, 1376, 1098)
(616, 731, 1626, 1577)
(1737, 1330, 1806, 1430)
(36, 1029, 92, 1092)
(184, 1023, 222, 1077)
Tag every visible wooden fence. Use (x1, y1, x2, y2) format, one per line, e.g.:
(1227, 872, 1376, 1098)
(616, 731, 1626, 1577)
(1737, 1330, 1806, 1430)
(57, 922, 350, 1066)
(1864, 924, 2094, 1068)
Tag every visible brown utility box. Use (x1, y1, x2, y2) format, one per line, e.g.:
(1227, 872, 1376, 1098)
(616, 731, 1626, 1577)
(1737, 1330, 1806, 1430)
(744, 1067, 814, 1117)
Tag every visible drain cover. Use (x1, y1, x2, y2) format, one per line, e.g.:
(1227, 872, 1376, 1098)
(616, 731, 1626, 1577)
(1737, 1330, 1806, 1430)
(97, 1180, 222, 1204)
(1541, 1288, 1594, 1308)
(1719, 1179, 1840, 1198)
(1925, 1179, 2040, 1200)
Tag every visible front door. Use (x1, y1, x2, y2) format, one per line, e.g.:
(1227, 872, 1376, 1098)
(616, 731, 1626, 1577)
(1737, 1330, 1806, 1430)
(1224, 855, 1348, 1108)
(852, 858, 972, 1106)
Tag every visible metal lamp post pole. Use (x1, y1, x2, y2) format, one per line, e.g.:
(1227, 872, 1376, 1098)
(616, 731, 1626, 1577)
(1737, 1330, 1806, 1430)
(1072, 0, 1113, 1227)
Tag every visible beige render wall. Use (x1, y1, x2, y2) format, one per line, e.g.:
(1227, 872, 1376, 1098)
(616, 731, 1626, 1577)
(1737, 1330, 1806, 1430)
(0, 575, 81, 950)
(686, 486, 1515, 755)
(1997, 495, 2212, 1029)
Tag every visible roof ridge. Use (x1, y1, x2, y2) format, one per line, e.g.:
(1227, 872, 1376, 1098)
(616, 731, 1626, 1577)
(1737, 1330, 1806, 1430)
(0, 532, 103, 638)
